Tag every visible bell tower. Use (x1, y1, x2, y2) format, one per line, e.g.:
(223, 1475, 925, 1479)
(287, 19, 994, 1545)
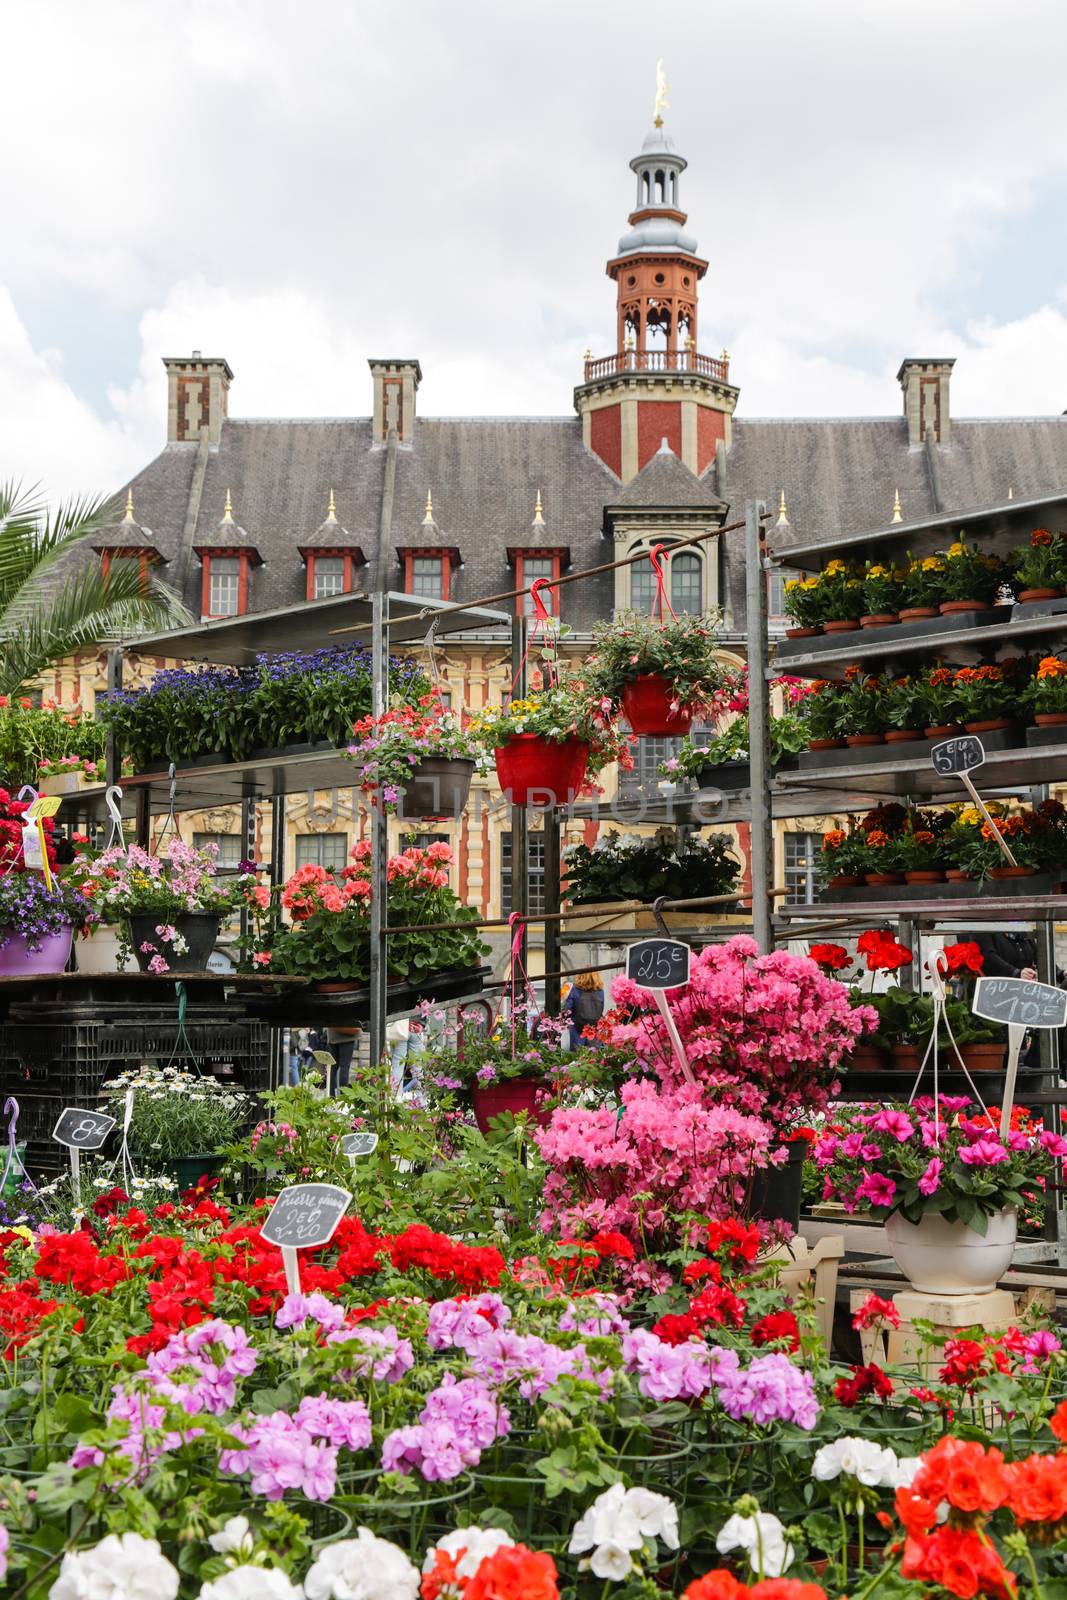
(576, 105, 738, 483)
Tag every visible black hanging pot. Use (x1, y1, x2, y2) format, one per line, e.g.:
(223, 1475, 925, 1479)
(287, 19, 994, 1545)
(397, 757, 475, 820)
(128, 912, 222, 973)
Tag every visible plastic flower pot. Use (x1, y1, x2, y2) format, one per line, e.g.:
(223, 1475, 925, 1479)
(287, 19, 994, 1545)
(749, 1140, 806, 1229)
(1019, 587, 1061, 601)
(892, 1044, 921, 1072)
(860, 613, 898, 628)
(397, 757, 475, 821)
(904, 870, 943, 884)
(494, 735, 589, 807)
(826, 874, 863, 888)
(989, 866, 1036, 880)
(823, 619, 861, 633)
(74, 924, 127, 974)
(959, 1042, 1007, 1071)
(964, 719, 1013, 733)
(808, 737, 844, 751)
(842, 1044, 890, 1072)
(885, 729, 921, 743)
(845, 733, 883, 746)
(864, 872, 903, 885)
(128, 912, 221, 972)
(940, 600, 993, 614)
(472, 1076, 547, 1133)
(0, 926, 72, 976)
(924, 724, 961, 740)
(886, 1208, 1016, 1295)
(945, 869, 974, 882)
(899, 607, 939, 620)
(1035, 712, 1067, 726)
(621, 675, 694, 736)
(785, 625, 821, 638)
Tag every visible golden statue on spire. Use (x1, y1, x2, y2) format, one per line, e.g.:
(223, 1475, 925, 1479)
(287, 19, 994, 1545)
(654, 59, 670, 128)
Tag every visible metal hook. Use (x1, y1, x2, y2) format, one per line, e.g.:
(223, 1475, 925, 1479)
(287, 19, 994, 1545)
(651, 895, 672, 939)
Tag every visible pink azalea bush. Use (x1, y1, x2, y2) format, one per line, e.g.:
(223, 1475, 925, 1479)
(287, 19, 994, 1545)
(607, 935, 876, 1123)
(534, 1079, 774, 1264)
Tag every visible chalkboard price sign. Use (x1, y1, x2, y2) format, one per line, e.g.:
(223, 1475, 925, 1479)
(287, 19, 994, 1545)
(973, 976, 1067, 1030)
(52, 1107, 116, 1151)
(341, 1132, 379, 1158)
(626, 938, 691, 991)
(931, 735, 986, 776)
(260, 1183, 352, 1249)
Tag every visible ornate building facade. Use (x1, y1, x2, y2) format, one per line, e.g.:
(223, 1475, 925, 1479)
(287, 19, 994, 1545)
(44, 111, 1067, 973)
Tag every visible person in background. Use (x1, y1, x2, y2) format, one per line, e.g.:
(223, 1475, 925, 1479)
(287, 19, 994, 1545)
(286, 1030, 302, 1087)
(326, 1025, 361, 1094)
(386, 1016, 410, 1093)
(563, 971, 604, 1051)
(974, 927, 1038, 982)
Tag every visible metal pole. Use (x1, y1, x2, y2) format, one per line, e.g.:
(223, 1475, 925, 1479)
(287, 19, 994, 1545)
(104, 646, 124, 791)
(369, 592, 388, 1069)
(269, 794, 287, 1091)
(744, 501, 773, 954)
(509, 615, 528, 985)
(543, 809, 561, 1014)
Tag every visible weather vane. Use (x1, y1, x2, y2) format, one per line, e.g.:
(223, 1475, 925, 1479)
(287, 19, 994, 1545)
(654, 59, 670, 127)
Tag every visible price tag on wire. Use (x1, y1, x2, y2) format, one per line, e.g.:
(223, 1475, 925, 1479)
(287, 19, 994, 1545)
(626, 937, 696, 1085)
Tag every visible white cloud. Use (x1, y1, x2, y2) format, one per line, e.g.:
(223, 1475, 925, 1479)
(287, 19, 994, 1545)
(5, 0, 1067, 498)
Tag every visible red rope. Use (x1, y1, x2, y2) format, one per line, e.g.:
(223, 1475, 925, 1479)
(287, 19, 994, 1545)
(649, 544, 677, 621)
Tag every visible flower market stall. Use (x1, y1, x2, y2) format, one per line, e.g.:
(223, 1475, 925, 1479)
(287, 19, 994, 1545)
(3, 508, 1067, 1597)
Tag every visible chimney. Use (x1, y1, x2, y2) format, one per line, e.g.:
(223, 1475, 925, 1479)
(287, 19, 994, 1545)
(162, 351, 233, 445)
(368, 359, 422, 446)
(897, 357, 955, 446)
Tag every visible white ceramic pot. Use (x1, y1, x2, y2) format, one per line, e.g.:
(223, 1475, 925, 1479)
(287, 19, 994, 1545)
(886, 1208, 1017, 1295)
(74, 925, 129, 974)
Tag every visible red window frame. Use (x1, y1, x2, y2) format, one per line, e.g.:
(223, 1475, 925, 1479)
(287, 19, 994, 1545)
(199, 551, 251, 619)
(305, 551, 356, 602)
(402, 549, 451, 601)
(514, 551, 562, 617)
(100, 549, 151, 588)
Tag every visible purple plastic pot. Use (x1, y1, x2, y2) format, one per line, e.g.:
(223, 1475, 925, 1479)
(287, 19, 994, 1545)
(0, 926, 73, 976)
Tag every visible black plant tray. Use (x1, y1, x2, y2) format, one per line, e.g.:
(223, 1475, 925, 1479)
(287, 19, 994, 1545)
(1011, 596, 1067, 620)
(797, 725, 1018, 772)
(776, 608, 1006, 661)
(141, 738, 344, 774)
(1025, 723, 1067, 748)
(242, 964, 492, 1023)
(819, 872, 1059, 904)
(836, 1066, 1046, 1102)
(694, 756, 799, 792)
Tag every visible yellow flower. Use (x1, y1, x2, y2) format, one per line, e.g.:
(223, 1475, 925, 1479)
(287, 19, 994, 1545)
(801, 578, 819, 591)
(784, 579, 799, 592)
(824, 560, 846, 576)
(958, 807, 982, 826)
(868, 565, 889, 579)
(947, 542, 966, 557)
(922, 557, 943, 572)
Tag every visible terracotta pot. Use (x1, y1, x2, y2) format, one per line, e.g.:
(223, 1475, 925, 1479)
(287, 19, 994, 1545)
(314, 980, 362, 993)
(899, 606, 939, 621)
(823, 619, 861, 633)
(808, 737, 844, 751)
(885, 729, 921, 743)
(960, 1042, 1008, 1071)
(945, 869, 974, 882)
(924, 723, 961, 740)
(621, 675, 694, 737)
(989, 865, 1036, 879)
(864, 872, 903, 885)
(494, 735, 589, 807)
(904, 870, 944, 883)
(893, 1044, 921, 1073)
(826, 874, 863, 888)
(845, 733, 884, 746)
(843, 1044, 890, 1072)
(785, 625, 821, 638)
(860, 613, 899, 628)
(964, 719, 1012, 733)
(1035, 712, 1067, 726)
(939, 600, 992, 614)
(886, 1208, 1016, 1295)
(1018, 588, 1061, 602)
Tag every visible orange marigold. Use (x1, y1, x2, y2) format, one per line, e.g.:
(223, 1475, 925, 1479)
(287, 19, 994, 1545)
(1037, 656, 1067, 679)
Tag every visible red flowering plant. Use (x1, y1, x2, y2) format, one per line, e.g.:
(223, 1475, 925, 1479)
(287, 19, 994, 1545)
(346, 693, 488, 811)
(250, 840, 488, 985)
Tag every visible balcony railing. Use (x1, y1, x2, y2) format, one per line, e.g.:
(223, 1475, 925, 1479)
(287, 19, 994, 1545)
(582, 349, 731, 384)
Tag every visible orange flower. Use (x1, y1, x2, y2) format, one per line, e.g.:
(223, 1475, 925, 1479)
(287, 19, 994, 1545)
(929, 667, 953, 686)
(1004, 1454, 1067, 1524)
(912, 830, 935, 845)
(1050, 1398, 1067, 1442)
(1032, 527, 1053, 546)
(867, 829, 889, 848)
(822, 829, 847, 850)
(1037, 656, 1067, 679)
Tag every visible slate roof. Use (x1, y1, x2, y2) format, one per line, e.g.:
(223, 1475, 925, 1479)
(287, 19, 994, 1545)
(113, 404, 1067, 641)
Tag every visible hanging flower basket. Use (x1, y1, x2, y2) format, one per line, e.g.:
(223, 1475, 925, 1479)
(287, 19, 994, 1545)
(128, 911, 221, 973)
(472, 1076, 548, 1133)
(399, 756, 475, 820)
(886, 1209, 1017, 1295)
(0, 926, 72, 976)
(621, 675, 694, 736)
(495, 735, 589, 807)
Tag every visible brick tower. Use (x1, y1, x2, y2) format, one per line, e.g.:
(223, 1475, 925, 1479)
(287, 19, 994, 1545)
(575, 117, 738, 483)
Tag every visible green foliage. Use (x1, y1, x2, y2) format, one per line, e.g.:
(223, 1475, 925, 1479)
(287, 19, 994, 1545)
(0, 481, 189, 696)
(103, 1065, 250, 1160)
(585, 610, 735, 715)
(562, 827, 740, 905)
(0, 700, 106, 789)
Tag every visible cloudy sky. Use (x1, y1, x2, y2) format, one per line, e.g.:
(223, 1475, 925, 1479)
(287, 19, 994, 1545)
(4, 0, 1067, 500)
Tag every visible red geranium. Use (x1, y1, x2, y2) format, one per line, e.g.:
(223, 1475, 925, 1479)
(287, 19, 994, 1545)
(938, 941, 984, 975)
(852, 1292, 901, 1330)
(809, 943, 850, 973)
(857, 929, 913, 973)
(835, 1361, 894, 1405)
(750, 1310, 800, 1352)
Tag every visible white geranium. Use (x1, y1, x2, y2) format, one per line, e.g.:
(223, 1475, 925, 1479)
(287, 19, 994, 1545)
(812, 1437, 898, 1488)
(50, 1533, 179, 1600)
(716, 1511, 794, 1578)
(208, 1517, 255, 1559)
(891, 1456, 924, 1490)
(199, 1569, 302, 1600)
(304, 1529, 419, 1600)
(570, 1484, 679, 1582)
(423, 1528, 514, 1580)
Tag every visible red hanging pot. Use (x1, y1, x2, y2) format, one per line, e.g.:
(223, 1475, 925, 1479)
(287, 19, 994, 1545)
(495, 735, 590, 807)
(621, 675, 694, 736)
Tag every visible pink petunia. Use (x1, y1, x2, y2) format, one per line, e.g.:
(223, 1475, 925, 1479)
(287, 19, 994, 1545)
(918, 1157, 943, 1196)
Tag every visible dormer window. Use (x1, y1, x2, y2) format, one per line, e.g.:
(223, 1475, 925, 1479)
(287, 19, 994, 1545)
(299, 493, 365, 603)
(194, 490, 262, 620)
(412, 555, 444, 599)
(208, 556, 242, 617)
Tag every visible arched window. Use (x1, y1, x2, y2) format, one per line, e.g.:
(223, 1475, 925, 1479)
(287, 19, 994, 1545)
(671, 551, 703, 614)
(631, 554, 656, 613)
(654, 169, 665, 203)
